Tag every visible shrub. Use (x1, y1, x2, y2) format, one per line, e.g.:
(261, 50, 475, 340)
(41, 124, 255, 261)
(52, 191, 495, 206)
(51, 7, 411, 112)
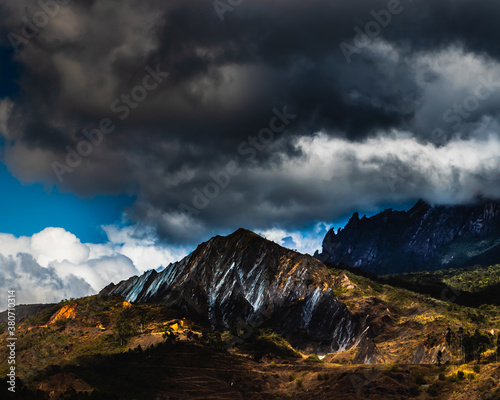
(427, 385, 439, 397)
(473, 365, 481, 373)
(409, 385, 420, 397)
(415, 375, 427, 385)
(288, 374, 295, 382)
(55, 319, 68, 328)
(304, 354, 323, 363)
(338, 372, 348, 380)
(296, 379, 303, 389)
(457, 370, 465, 380)
(438, 373, 445, 381)
(241, 330, 301, 360)
(467, 372, 476, 380)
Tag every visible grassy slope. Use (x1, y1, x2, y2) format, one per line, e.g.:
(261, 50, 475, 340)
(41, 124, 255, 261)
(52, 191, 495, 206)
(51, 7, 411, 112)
(379, 264, 500, 306)
(1, 266, 500, 399)
(327, 268, 499, 366)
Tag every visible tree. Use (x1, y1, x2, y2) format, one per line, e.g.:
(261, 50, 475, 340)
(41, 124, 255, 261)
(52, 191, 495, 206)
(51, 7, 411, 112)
(445, 328, 452, 347)
(437, 350, 443, 366)
(495, 333, 500, 363)
(445, 327, 455, 362)
(473, 330, 491, 363)
(458, 327, 464, 362)
(115, 318, 137, 345)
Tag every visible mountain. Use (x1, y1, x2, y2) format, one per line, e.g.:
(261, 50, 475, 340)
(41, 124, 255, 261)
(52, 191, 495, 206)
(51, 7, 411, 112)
(3, 263, 500, 400)
(4, 228, 500, 400)
(315, 199, 500, 274)
(101, 228, 367, 353)
(0, 303, 55, 324)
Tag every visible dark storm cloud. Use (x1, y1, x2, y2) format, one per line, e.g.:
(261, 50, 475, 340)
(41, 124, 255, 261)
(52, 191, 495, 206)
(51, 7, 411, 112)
(1, 0, 500, 244)
(23, 121, 72, 150)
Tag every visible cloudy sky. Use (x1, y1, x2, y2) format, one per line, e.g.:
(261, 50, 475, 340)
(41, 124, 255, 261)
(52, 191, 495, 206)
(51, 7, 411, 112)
(1, 0, 500, 303)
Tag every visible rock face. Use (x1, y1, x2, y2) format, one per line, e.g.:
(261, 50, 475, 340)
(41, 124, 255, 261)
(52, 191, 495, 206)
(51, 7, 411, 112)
(316, 199, 500, 274)
(354, 339, 386, 364)
(411, 342, 451, 364)
(101, 229, 367, 353)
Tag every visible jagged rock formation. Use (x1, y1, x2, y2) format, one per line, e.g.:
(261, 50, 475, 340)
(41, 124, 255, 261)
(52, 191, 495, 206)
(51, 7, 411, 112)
(316, 199, 500, 274)
(101, 229, 367, 353)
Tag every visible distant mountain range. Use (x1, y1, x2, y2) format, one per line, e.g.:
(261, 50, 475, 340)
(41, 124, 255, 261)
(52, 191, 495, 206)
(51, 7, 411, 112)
(315, 199, 500, 274)
(101, 228, 367, 353)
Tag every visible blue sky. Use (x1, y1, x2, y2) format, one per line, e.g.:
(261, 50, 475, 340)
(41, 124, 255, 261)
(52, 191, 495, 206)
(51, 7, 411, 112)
(0, 162, 134, 243)
(0, 33, 134, 243)
(0, 0, 499, 305)
(0, 38, 412, 250)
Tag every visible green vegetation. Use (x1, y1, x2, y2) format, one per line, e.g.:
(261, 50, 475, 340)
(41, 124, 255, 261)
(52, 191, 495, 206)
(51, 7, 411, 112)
(238, 329, 302, 361)
(22, 303, 65, 326)
(2, 267, 500, 399)
(317, 372, 330, 380)
(408, 385, 420, 397)
(304, 354, 323, 363)
(0, 296, 184, 379)
(327, 265, 500, 368)
(427, 384, 439, 397)
(381, 264, 500, 307)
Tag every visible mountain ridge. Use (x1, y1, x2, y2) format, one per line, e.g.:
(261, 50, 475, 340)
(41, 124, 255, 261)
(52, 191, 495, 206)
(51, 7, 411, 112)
(101, 228, 368, 353)
(316, 199, 500, 274)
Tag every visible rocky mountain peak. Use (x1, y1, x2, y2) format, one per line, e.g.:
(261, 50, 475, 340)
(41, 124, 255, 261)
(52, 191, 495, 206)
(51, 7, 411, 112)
(316, 199, 500, 274)
(101, 229, 367, 352)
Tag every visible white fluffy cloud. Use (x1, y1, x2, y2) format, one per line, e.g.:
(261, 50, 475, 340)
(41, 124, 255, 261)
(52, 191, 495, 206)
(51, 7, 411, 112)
(0, 226, 190, 305)
(31, 228, 90, 268)
(252, 129, 500, 211)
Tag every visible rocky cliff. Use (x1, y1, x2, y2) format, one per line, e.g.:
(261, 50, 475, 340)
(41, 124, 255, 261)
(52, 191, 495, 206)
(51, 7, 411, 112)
(101, 228, 368, 353)
(316, 199, 500, 274)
